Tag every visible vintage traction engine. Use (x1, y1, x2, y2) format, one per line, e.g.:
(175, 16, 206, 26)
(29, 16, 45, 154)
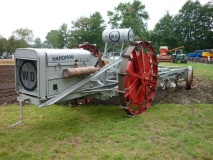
(11, 29, 193, 126)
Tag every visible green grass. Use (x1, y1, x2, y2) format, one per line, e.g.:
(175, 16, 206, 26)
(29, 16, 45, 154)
(0, 104, 213, 159)
(1, 62, 213, 159)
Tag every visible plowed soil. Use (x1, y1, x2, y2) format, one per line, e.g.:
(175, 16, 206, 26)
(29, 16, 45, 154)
(0, 65, 18, 105)
(1, 65, 213, 106)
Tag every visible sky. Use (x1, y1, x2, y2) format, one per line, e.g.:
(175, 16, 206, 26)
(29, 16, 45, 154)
(0, 0, 210, 42)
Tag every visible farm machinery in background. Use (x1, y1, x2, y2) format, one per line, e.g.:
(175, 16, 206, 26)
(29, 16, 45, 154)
(0, 52, 12, 59)
(171, 46, 187, 63)
(11, 29, 193, 127)
(157, 46, 186, 63)
(157, 46, 171, 62)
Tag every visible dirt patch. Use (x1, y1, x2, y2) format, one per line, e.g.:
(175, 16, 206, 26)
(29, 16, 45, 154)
(0, 65, 15, 83)
(1, 65, 213, 106)
(153, 76, 213, 105)
(0, 65, 17, 105)
(85, 76, 213, 106)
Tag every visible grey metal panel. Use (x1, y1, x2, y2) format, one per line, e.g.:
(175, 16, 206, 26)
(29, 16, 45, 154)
(19, 94, 43, 106)
(37, 49, 47, 98)
(14, 48, 38, 59)
(14, 48, 47, 98)
(47, 77, 84, 97)
(14, 59, 18, 93)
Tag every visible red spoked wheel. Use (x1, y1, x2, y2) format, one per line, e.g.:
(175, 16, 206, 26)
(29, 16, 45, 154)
(118, 41, 158, 117)
(79, 43, 99, 56)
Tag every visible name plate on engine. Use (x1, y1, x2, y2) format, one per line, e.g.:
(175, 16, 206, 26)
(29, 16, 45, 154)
(45, 49, 91, 65)
(52, 54, 74, 62)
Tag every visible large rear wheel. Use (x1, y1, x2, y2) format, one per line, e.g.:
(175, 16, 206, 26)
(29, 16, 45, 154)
(118, 41, 158, 116)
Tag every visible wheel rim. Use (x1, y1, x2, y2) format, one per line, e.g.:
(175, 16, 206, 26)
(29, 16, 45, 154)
(186, 70, 193, 89)
(119, 41, 158, 116)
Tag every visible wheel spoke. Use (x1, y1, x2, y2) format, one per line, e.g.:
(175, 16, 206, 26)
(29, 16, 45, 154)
(140, 45, 146, 72)
(126, 70, 142, 80)
(147, 48, 154, 58)
(146, 79, 157, 87)
(131, 85, 143, 103)
(125, 79, 139, 97)
(132, 49, 141, 74)
(129, 85, 143, 115)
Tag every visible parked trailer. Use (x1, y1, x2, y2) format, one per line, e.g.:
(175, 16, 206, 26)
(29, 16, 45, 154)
(10, 29, 193, 127)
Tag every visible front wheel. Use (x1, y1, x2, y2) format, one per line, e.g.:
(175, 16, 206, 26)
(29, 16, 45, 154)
(118, 41, 158, 116)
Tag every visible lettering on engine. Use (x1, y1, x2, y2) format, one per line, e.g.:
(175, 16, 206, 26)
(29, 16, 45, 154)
(19, 60, 37, 91)
(109, 31, 120, 42)
(102, 29, 135, 44)
(52, 54, 74, 62)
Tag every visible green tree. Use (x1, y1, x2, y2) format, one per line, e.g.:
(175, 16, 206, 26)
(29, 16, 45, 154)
(198, 1, 213, 49)
(33, 37, 42, 48)
(174, 0, 213, 52)
(58, 23, 71, 48)
(70, 12, 106, 49)
(0, 36, 8, 55)
(150, 11, 179, 51)
(107, 0, 149, 39)
(45, 30, 61, 48)
(7, 36, 29, 53)
(42, 41, 52, 48)
(12, 28, 34, 43)
(45, 23, 71, 48)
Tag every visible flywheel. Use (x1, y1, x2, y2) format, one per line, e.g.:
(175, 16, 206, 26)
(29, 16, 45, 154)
(118, 41, 158, 117)
(79, 43, 99, 56)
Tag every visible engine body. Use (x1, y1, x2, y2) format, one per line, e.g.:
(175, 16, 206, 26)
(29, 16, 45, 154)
(14, 48, 108, 105)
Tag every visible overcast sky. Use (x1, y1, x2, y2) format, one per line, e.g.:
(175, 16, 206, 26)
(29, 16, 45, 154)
(0, 0, 210, 41)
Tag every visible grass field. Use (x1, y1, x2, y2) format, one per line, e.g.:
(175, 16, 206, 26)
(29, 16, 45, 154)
(0, 62, 213, 160)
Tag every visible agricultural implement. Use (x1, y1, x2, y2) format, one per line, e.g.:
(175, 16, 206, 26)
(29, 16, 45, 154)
(10, 29, 193, 127)
(170, 46, 187, 63)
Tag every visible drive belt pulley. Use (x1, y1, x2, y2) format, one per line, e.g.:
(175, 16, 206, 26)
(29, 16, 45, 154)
(118, 40, 158, 117)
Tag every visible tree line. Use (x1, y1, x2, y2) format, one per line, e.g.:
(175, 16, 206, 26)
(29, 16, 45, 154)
(0, 0, 212, 55)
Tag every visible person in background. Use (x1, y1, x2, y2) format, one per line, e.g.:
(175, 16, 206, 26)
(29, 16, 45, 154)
(11, 53, 14, 59)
